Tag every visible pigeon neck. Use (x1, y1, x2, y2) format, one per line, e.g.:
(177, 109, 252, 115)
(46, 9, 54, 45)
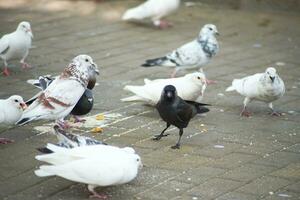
(60, 64, 88, 88)
(197, 36, 216, 58)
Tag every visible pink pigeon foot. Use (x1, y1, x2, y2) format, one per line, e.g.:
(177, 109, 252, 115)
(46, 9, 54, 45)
(0, 138, 14, 144)
(159, 20, 173, 29)
(21, 62, 31, 69)
(89, 191, 109, 199)
(73, 115, 86, 123)
(57, 121, 72, 129)
(270, 111, 282, 117)
(240, 109, 251, 117)
(2, 67, 10, 76)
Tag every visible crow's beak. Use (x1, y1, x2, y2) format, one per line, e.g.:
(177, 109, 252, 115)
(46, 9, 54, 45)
(166, 91, 173, 98)
(20, 103, 28, 110)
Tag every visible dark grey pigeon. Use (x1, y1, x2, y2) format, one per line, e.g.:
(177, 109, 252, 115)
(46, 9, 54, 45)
(154, 85, 210, 149)
(37, 125, 106, 153)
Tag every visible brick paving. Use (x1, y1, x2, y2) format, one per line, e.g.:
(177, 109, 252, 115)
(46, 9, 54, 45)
(0, 0, 299, 200)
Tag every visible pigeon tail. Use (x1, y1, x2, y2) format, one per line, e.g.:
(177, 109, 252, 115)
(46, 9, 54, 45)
(16, 115, 39, 126)
(226, 85, 235, 92)
(34, 165, 56, 177)
(141, 57, 168, 67)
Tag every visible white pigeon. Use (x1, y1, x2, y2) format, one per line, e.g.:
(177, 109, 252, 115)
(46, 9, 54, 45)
(35, 144, 142, 199)
(121, 71, 207, 105)
(122, 0, 180, 28)
(0, 95, 27, 144)
(142, 24, 219, 78)
(16, 55, 99, 128)
(0, 21, 33, 76)
(226, 67, 285, 117)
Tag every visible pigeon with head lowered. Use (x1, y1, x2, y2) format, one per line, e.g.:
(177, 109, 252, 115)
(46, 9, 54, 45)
(0, 95, 27, 144)
(122, 0, 180, 29)
(26, 66, 98, 122)
(0, 21, 33, 76)
(121, 71, 207, 105)
(154, 85, 210, 149)
(35, 144, 142, 199)
(37, 125, 106, 153)
(142, 24, 219, 78)
(226, 67, 285, 117)
(16, 55, 99, 128)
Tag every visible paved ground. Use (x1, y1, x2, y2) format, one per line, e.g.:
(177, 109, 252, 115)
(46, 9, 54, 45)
(0, 0, 299, 199)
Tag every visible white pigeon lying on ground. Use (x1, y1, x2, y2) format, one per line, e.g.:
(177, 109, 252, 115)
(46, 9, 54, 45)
(0, 95, 27, 144)
(0, 21, 33, 76)
(142, 24, 219, 78)
(121, 71, 207, 105)
(35, 144, 142, 199)
(226, 67, 285, 117)
(16, 55, 99, 128)
(122, 0, 180, 28)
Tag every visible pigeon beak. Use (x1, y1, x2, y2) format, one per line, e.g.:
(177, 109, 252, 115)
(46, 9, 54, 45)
(27, 29, 34, 38)
(270, 76, 275, 82)
(20, 103, 27, 110)
(215, 32, 220, 36)
(92, 64, 100, 75)
(166, 91, 173, 98)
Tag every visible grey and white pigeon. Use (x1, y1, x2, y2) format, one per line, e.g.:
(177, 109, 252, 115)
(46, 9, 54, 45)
(16, 55, 99, 128)
(154, 85, 210, 149)
(0, 21, 33, 76)
(121, 71, 207, 105)
(142, 24, 219, 78)
(37, 125, 106, 153)
(26, 68, 98, 122)
(226, 67, 285, 117)
(122, 0, 180, 28)
(0, 95, 27, 144)
(35, 144, 142, 199)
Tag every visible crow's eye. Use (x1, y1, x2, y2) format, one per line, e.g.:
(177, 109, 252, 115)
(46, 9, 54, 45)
(14, 99, 19, 103)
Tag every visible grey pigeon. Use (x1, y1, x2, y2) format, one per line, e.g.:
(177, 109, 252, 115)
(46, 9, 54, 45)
(154, 85, 210, 149)
(16, 55, 99, 128)
(37, 125, 106, 153)
(0, 21, 33, 76)
(142, 24, 219, 77)
(226, 67, 285, 117)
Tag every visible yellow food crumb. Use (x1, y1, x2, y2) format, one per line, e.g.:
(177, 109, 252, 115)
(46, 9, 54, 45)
(96, 114, 105, 120)
(91, 127, 103, 134)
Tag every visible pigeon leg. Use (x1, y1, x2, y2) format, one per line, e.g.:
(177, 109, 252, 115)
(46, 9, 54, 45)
(20, 52, 31, 69)
(73, 115, 86, 123)
(159, 20, 173, 29)
(240, 97, 251, 117)
(268, 102, 281, 116)
(88, 185, 108, 199)
(2, 66, 10, 76)
(171, 128, 183, 149)
(170, 68, 178, 78)
(153, 123, 171, 140)
(0, 138, 14, 144)
(57, 120, 71, 129)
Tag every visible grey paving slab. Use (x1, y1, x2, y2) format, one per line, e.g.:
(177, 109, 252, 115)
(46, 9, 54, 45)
(0, 0, 299, 200)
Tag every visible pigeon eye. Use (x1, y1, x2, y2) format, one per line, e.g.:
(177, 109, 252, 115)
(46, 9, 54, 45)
(197, 76, 201, 80)
(14, 99, 19, 102)
(209, 27, 213, 31)
(136, 158, 140, 162)
(85, 59, 89, 62)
